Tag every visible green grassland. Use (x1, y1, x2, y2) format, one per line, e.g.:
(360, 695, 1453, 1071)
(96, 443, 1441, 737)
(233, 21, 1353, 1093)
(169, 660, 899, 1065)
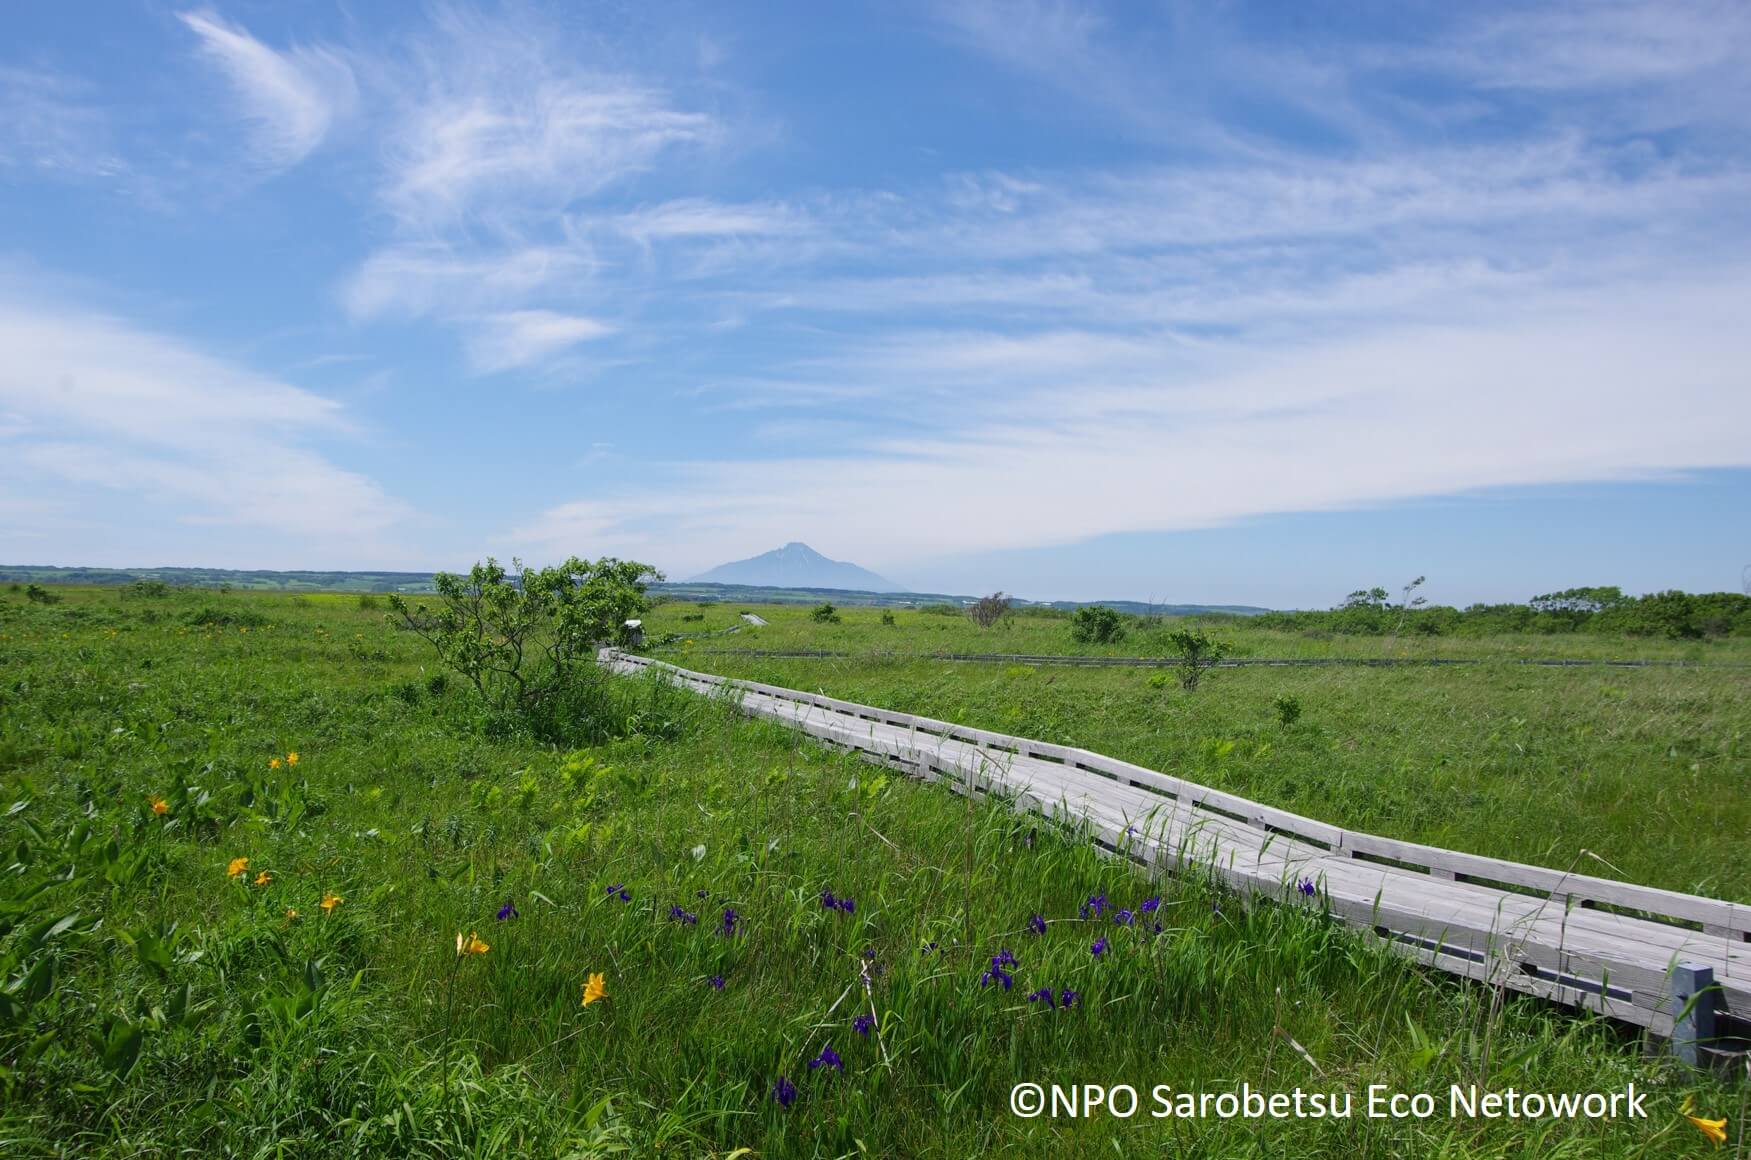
(0, 586, 1744, 1157)
(649, 606, 1751, 902)
(642, 599, 1751, 663)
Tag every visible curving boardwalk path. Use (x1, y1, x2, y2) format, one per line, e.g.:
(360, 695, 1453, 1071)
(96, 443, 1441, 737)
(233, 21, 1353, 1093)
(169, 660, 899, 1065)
(603, 651, 1747, 1061)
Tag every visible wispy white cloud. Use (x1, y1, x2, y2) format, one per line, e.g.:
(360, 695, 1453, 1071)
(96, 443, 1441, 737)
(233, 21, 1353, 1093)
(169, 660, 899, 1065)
(0, 67, 127, 178)
(511, 272, 1751, 576)
(0, 296, 410, 546)
(179, 9, 355, 170)
(464, 309, 614, 373)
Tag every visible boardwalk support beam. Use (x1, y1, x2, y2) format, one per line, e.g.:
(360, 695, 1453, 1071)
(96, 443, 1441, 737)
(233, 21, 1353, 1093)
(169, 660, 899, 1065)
(1669, 961, 1717, 1066)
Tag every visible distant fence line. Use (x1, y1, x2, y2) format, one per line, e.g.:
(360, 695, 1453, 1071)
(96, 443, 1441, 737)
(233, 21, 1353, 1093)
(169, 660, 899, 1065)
(668, 648, 1750, 670)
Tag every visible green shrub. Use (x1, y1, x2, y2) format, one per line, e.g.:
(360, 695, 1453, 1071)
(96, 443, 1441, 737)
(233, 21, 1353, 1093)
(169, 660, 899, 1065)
(810, 603, 841, 624)
(1069, 604, 1125, 644)
(880, 612, 896, 626)
(388, 556, 657, 743)
(186, 606, 268, 627)
(25, 584, 61, 605)
(1167, 628, 1230, 691)
(1273, 693, 1303, 728)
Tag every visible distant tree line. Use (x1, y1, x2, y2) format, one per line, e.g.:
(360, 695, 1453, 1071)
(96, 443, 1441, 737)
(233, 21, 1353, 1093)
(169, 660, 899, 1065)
(1252, 586, 1751, 640)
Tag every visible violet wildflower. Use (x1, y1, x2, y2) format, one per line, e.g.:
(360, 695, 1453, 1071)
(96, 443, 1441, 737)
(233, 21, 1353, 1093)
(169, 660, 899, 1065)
(772, 1075, 797, 1108)
(668, 905, 698, 925)
(808, 1044, 844, 1072)
(708, 974, 725, 990)
(606, 883, 630, 902)
(1140, 896, 1161, 914)
(838, 897, 856, 914)
(1091, 936, 1108, 958)
(920, 940, 939, 954)
(821, 889, 837, 910)
(1060, 989, 1079, 1008)
(1080, 894, 1107, 919)
(1027, 987, 1056, 1009)
(1027, 914, 1047, 936)
(696, 889, 708, 898)
(1297, 877, 1317, 899)
(993, 948, 1017, 969)
(495, 899, 519, 921)
(862, 947, 877, 961)
(1114, 909, 1135, 926)
(720, 907, 740, 936)
(853, 1013, 876, 1037)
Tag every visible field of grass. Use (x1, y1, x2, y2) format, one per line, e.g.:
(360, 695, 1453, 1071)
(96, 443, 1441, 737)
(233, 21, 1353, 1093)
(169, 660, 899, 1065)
(0, 585, 1744, 1157)
(642, 599, 1751, 664)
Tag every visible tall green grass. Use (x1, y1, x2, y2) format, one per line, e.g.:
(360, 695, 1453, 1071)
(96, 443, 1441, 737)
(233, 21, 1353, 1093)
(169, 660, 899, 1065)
(0, 588, 1741, 1156)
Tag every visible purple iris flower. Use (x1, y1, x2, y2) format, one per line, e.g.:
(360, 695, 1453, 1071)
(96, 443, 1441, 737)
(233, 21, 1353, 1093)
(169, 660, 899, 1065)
(1060, 989, 1078, 1008)
(861, 947, 877, 961)
(993, 948, 1017, 969)
(1297, 877, 1317, 899)
(808, 1044, 844, 1072)
(853, 1013, 876, 1037)
(1114, 909, 1135, 926)
(838, 897, 855, 914)
(772, 1075, 798, 1108)
(606, 883, 630, 902)
(708, 974, 725, 990)
(920, 941, 939, 954)
(1027, 988, 1056, 1009)
(720, 907, 740, 936)
(1027, 914, 1047, 936)
(1091, 936, 1108, 958)
(696, 889, 708, 898)
(668, 905, 698, 925)
(821, 889, 837, 910)
(981, 966, 1014, 990)
(1140, 896, 1161, 914)
(495, 899, 519, 921)
(1080, 894, 1107, 919)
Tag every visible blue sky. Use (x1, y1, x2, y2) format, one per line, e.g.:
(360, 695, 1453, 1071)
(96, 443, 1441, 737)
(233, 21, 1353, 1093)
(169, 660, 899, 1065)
(2, 1, 1748, 608)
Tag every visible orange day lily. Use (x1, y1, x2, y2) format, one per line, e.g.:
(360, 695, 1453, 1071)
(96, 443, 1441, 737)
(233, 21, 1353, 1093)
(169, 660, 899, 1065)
(254, 870, 273, 886)
(455, 931, 490, 956)
(320, 893, 343, 913)
(581, 972, 607, 1007)
(149, 796, 169, 816)
(286, 751, 299, 766)
(227, 857, 249, 879)
(269, 757, 282, 769)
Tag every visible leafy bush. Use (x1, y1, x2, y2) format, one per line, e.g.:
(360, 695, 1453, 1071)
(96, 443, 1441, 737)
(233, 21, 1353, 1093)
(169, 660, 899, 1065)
(356, 593, 382, 611)
(388, 556, 657, 742)
(25, 584, 60, 605)
(1273, 694, 1303, 728)
(919, 603, 960, 616)
(968, 592, 1012, 628)
(1069, 605, 1125, 644)
(810, 603, 841, 624)
(1167, 628, 1230, 691)
(122, 579, 170, 600)
(880, 612, 896, 626)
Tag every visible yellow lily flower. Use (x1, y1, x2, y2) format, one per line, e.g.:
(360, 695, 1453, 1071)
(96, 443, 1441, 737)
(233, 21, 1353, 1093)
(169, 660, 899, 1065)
(581, 972, 607, 1007)
(455, 931, 490, 956)
(149, 796, 169, 816)
(227, 856, 249, 879)
(1681, 1094, 1728, 1146)
(254, 870, 273, 886)
(269, 757, 282, 769)
(320, 892, 343, 913)
(286, 751, 300, 766)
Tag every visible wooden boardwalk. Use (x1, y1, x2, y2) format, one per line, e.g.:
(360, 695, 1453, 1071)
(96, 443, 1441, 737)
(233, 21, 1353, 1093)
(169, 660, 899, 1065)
(603, 651, 1748, 1059)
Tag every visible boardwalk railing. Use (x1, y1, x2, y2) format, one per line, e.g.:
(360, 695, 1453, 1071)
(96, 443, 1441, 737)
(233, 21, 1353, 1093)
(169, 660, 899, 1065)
(603, 650, 1748, 1063)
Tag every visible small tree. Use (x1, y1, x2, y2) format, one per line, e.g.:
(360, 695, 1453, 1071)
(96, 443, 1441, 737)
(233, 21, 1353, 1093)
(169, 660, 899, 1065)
(1273, 694, 1302, 728)
(388, 556, 657, 734)
(810, 602, 841, 624)
(1069, 604, 1125, 644)
(1167, 627, 1230, 691)
(968, 591, 1012, 628)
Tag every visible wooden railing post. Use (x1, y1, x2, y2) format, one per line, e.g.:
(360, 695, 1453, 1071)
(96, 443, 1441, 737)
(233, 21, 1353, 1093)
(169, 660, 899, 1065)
(1670, 961, 1718, 1066)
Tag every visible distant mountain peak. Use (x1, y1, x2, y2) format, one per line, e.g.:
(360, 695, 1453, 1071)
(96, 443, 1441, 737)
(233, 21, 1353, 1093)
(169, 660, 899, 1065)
(689, 542, 902, 592)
